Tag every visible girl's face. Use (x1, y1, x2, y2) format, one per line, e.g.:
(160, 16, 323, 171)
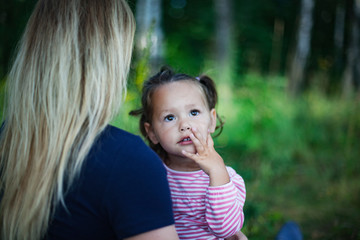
(145, 81, 216, 160)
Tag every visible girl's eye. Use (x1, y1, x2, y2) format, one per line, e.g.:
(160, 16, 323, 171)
(164, 115, 175, 122)
(190, 110, 200, 116)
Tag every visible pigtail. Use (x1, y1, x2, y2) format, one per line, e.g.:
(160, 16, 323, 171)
(129, 109, 147, 138)
(198, 75, 225, 137)
(159, 66, 174, 80)
(198, 75, 218, 109)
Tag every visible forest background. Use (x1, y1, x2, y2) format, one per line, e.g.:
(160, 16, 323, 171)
(1, 0, 360, 239)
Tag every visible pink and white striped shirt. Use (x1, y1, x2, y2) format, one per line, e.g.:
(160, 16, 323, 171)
(164, 164, 246, 240)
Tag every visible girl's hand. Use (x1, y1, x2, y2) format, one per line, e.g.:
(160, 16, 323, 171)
(182, 127, 230, 186)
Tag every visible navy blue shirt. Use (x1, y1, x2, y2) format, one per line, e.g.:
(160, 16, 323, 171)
(45, 125, 174, 239)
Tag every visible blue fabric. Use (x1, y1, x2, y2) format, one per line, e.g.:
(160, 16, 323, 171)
(275, 221, 303, 240)
(45, 125, 174, 240)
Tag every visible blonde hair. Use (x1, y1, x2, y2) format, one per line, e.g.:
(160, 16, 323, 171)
(0, 0, 135, 239)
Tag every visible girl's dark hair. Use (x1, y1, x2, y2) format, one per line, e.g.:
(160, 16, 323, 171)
(129, 66, 224, 160)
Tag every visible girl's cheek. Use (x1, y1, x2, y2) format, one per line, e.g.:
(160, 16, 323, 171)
(195, 124, 207, 135)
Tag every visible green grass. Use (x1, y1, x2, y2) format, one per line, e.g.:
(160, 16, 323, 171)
(219, 75, 360, 239)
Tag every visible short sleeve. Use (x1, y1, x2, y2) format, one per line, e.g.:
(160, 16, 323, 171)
(102, 137, 174, 239)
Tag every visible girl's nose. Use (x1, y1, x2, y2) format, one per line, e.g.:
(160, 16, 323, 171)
(180, 123, 191, 132)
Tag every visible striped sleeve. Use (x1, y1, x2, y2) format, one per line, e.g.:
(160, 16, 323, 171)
(204, 168, 246, 238)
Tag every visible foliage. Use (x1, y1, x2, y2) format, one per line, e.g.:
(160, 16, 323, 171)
(1, 0, 357, 92)
(215, 75, 360, 239)
(0, 0, 38, 79)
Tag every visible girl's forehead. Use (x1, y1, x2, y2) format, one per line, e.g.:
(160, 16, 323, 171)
(155, 80, 204, 96)
(151, 81, 208, 107)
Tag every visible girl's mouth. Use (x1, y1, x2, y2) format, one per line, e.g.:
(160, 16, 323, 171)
(178, 137, 192, 144)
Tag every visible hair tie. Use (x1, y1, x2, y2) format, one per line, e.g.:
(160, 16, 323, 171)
(195, 77, 200, 81)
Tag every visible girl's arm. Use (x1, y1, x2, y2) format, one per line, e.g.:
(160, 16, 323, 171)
(204, 170, 246, 238)
(182, 129, 246, 238)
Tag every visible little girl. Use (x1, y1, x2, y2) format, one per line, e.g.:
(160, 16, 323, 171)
(130, 66, 246, 240)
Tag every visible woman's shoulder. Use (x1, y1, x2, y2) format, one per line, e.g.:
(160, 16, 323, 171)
(89, 125, 163, 170)
(100, 125, 142, 144)
(81, 124, 166, 195)
(96, 125, 149, 153)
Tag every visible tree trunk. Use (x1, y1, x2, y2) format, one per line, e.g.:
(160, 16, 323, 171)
(288, 0, 314, 96)
(215, 0, 233, 71)
(270, 18, 285, 75)
(334, 2, 345, 74)
(342, 0, 360, 98)
(135, 0, 163, 73)
(214, 0, 237, 118)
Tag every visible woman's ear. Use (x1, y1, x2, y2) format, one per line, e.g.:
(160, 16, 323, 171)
(144, 122, 159, 144)
(209, 108, 217, 133)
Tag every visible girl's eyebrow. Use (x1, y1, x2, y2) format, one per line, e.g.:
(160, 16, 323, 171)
(185, 103, 205, 110)
(158, 108, 172, 114)
(185, 104, 199, 108)
(156, 103, 202, 113)
(156, 109, 173, 118)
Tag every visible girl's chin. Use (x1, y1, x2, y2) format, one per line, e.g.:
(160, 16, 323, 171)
(172, 149, 196, 158)
(166, 146, 196, 157)
(182, 148, 197, 155)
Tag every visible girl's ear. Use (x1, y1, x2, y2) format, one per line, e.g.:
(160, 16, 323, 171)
(144, 122, 159, 144)
(209, 108, 217, 133)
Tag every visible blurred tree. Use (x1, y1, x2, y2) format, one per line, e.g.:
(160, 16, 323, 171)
(162, 0, 214, 74)
(288, 0, 314, 96)
(232, 0, 300, 76)
(342, 0, 360, 98)
(269, 0, 289, 76)
(214, 0, 235, 109)
(269, 18, 284, 75)
(0, 0, 37, 80)
(135, 0, 163, 84)
(234, 0, 275, 74)
(215, 0, 233, 72)
(2, 0, 359, 98)
(334, 2, 346, 75)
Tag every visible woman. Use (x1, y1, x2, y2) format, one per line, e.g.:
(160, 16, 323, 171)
(0, 0, 178, 239)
